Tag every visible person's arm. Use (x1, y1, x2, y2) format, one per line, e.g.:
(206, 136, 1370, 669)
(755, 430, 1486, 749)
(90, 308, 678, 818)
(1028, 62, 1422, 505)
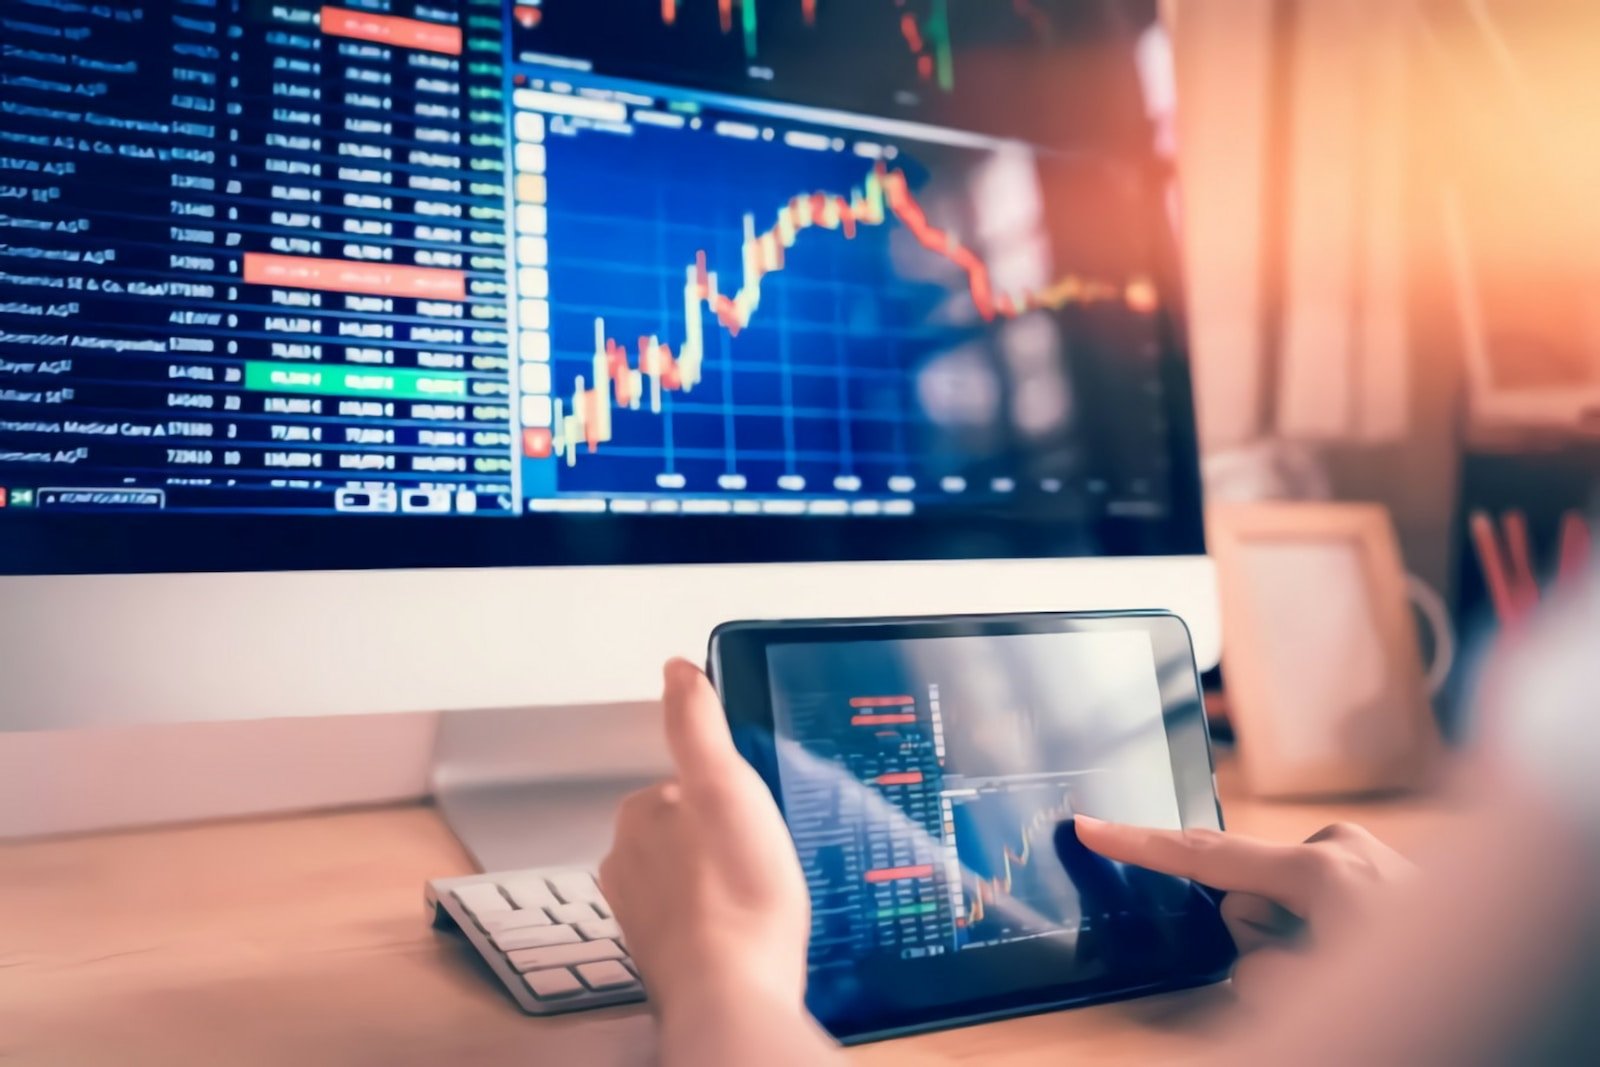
(655, 977, 839, 1067)
(1079, 577, 1600, 1065)
(1209, 581, 1600, 1067)
(1212, 778, 1595, 1067)
(598, 660, 842, 1067)
(1080, 793, 1596, 1066)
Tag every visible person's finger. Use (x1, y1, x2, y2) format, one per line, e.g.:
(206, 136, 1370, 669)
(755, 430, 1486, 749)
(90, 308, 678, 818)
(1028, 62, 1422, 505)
(596, 850, 621, 902)
(611, 781, 677, 838)
(1074, 816, 1322, 916)
(661, 658, 742, 796)
(1221, 891, 1305, 954)
(602, 782, 684, 898)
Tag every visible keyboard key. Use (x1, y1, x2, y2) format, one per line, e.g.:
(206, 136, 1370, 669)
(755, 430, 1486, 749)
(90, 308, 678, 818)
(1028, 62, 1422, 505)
(500, 877, 559, 911)
(452, 883, 511, 920)
(490, 925, 580, 952)
(548, 902, 598, 925)
(576, 960, 636, 991)
(428, 868, 646, 1017)
(480, 909, 551, 934)
(547, 871, 602, 904)
(507, 939, 624, 974)
(525, 968, 584, 1000)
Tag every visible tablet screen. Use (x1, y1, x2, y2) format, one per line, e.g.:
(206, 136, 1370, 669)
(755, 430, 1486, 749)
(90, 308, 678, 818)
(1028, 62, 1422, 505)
(747, 620, 1233, 1040)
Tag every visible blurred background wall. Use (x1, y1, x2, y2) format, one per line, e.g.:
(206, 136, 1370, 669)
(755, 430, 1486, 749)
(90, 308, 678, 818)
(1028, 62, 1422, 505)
(1168, 0, 1600, 599)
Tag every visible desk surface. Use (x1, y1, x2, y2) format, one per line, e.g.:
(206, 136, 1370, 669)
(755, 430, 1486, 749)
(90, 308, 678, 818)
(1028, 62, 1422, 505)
(0, 760, 1462, 1067)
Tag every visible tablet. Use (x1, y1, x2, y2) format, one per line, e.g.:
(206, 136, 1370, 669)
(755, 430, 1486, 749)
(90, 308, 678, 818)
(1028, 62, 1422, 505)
(708, 611, 1235, 1044)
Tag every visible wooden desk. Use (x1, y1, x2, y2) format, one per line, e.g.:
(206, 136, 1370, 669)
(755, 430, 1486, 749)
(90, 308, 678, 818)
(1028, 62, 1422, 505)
(0, 761, 1463, 1067)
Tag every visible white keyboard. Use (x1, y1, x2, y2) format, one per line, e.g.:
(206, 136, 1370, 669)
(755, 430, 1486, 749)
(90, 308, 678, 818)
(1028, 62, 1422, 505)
(426, 867, 646, 1015)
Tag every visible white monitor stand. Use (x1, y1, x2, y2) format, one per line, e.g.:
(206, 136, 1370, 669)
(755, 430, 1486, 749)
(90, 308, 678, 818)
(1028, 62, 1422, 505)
(427, 556, 1221, 872)
(2, 556, 1219, 864)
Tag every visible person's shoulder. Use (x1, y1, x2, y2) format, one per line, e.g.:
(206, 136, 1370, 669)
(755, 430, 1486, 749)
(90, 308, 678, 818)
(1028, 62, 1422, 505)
(1497, 569, 1600, 845)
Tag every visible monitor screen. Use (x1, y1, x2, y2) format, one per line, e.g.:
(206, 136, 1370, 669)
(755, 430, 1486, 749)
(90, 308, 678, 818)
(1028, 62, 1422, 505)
(766, 629, 1186, 954)
(0, 0, 1200, 574)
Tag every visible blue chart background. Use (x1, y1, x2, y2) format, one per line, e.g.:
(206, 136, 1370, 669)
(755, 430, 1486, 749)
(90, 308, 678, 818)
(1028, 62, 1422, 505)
(530, 105, 998, 500)
(951, 787, 1081, 946)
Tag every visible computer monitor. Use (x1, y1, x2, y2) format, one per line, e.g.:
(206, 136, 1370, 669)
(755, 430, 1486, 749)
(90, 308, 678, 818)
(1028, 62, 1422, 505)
(0, 0, 1213, 837)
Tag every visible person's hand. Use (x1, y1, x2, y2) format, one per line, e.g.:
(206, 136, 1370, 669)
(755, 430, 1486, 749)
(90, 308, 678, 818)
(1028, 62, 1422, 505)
(598, 659, 812, 1018)
(1075, 817, 1414, 993)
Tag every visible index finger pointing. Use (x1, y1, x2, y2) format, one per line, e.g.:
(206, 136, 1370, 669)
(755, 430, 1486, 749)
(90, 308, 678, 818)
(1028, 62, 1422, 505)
(1074, 816, 1321, 917)
(661, 658, 742, 793)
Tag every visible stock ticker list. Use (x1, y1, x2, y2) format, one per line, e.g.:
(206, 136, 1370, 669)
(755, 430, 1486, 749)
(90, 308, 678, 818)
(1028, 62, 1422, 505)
(0, 1, 516, 515)
(783, 687, 958, 963)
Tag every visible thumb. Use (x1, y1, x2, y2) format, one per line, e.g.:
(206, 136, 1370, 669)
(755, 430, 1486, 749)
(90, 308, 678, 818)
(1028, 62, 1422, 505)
(1074, 816, 1321, 917)
(661, 658, 742, 797)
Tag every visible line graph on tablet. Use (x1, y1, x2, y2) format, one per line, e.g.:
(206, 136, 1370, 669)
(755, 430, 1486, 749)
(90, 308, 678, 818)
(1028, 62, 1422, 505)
(951, 785, 1081, 945)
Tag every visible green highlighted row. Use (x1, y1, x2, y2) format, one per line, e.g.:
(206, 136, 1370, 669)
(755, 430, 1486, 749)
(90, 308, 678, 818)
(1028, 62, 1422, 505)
(244, 362, 467, 402)
(873, 902, 940, 920)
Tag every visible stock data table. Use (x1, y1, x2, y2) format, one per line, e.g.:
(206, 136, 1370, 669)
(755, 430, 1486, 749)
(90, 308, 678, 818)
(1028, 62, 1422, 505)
(0, 1, 516, 515)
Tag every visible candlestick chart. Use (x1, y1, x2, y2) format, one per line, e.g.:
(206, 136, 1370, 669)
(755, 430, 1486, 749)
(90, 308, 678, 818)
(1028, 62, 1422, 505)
(651, 0, 949, 81)
(515, 38, 1177, 510)
(505, 0, 1088, 113)
(545, 161, 1143, 466)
